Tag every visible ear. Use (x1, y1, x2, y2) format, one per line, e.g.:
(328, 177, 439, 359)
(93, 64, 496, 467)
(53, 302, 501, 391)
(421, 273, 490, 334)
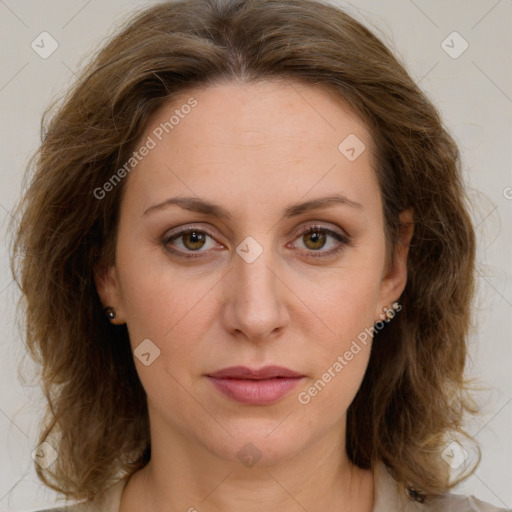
(375, 208, 414, 320)
(93, 262, 126, 325)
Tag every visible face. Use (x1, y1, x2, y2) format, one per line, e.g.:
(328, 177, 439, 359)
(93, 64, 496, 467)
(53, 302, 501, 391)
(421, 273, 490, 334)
(95, 79, 412, 466)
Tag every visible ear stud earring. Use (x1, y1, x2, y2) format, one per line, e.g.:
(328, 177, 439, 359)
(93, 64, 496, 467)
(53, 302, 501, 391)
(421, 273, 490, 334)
(104, 307, 116, 321)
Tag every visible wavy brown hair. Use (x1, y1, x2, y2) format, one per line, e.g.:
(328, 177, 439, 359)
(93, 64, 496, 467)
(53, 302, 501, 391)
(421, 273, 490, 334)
(12, 0, 479, 503)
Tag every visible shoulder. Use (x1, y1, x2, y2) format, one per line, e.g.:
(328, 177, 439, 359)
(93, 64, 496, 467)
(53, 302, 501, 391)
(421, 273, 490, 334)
(31, 505, 96, 512)
(31, 476, 129, 512)
(31, 503, 109, 512)
(420, 493, 511, 512)
(30, 497, 511, 512)
(373, 462, 510, 512)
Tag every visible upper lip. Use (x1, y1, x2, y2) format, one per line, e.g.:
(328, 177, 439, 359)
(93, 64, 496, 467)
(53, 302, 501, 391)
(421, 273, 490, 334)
(207, 365, 304, 380)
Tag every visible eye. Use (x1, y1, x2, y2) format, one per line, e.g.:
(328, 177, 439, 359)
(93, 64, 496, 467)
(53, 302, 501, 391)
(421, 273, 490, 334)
(162, 224, 351, 260)
(290, 224, 350, 257)
(162, 227, 221, 259)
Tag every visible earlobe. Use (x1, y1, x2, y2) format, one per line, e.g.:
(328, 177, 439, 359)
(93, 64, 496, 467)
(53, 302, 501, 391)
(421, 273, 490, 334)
(93, 263, 126, 325)
(375, 208, 414, 318)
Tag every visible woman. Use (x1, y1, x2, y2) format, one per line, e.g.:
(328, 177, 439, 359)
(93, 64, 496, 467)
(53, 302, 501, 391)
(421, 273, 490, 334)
(11, 0, 508, 511)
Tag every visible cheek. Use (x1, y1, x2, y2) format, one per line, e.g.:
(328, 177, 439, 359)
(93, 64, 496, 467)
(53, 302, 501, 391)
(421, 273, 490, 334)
(114, 239, 222, 377)
(117, 266, 180, 343)
(298, 252, 385, 344)
(114, 225, 201, 338)
(115, 257, 213, 412)
(295, 286, 377, 418)
(292, 254, 384, 410)
(312, 278, 377, 365)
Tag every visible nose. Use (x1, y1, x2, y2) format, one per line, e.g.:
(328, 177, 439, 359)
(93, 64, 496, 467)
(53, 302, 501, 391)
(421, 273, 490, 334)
(221, 243, 290, 343)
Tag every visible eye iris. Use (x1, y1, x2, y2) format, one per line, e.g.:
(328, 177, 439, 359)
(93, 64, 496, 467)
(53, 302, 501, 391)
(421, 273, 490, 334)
(183, 231, 206, 250)
(304, 231, 326, 250)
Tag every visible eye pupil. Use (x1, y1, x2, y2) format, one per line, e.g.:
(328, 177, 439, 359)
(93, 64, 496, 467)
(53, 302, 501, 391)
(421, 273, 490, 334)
(184, 231, 206, 250)
(304, 231, 326, 250)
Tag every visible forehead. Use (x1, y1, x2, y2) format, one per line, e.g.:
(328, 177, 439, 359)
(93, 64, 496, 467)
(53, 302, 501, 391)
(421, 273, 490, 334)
(121, 79, 380, 220)
(155, 78, 372, 152)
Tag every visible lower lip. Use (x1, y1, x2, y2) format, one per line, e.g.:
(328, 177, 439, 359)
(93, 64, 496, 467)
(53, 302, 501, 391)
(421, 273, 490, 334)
(207, 376, 303, 405)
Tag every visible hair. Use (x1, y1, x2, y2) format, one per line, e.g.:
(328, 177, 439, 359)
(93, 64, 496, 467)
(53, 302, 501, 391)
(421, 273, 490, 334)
(12, 0, 479, 504)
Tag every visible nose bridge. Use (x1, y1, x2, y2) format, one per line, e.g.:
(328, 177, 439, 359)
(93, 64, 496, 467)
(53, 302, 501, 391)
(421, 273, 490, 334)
(224, 234, 289, 340)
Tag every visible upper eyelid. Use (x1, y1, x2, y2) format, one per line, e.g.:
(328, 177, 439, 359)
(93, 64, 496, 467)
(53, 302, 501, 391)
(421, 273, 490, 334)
(163, 223, 349, 248)
(291, 223, 348, 239)
(163, 222, 346, 239)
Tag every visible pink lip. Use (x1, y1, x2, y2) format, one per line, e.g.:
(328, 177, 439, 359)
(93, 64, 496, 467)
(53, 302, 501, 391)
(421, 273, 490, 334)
(206, 366, 305, 405)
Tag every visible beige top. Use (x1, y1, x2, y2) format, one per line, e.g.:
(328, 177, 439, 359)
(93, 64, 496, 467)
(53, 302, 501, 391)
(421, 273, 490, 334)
(35, 462, 510, 511)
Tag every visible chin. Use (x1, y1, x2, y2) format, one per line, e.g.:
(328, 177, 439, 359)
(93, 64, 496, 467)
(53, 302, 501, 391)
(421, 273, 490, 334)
(202, 417, 315, 467)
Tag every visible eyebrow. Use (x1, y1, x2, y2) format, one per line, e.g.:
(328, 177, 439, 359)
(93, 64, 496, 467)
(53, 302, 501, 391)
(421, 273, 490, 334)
(143, 193, 363, 219)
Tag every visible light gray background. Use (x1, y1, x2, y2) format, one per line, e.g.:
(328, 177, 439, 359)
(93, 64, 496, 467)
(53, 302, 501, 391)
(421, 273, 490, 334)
(0, 1, 511, 511)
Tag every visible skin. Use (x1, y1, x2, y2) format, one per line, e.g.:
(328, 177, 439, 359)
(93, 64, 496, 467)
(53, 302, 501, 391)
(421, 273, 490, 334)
(95, 78, 414, 512)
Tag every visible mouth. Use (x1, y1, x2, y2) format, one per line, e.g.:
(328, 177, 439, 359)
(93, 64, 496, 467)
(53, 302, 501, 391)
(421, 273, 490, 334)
(206, 366, 305, 405)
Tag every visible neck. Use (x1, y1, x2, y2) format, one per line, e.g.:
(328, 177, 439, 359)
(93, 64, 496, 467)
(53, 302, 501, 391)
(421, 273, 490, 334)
(120, 408, 374, 512)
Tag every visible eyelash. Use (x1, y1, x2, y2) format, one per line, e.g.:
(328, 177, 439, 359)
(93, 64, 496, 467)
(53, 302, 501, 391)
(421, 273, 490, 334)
(162, 224, 351, 260)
